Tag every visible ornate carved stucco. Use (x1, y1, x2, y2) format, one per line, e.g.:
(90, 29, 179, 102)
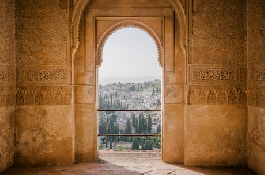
(72, 0, 187, 163)
(188, 0, 247, 106)
(0, 0, 15, 173)
(71, 0, 187, 55)
(247, 1, 265, 173)
(16, 86, 71, 106)
(16, 0, 68, 65)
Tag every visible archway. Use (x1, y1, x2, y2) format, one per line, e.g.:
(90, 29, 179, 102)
(72, 0, 187, 163)
(97, 27, 162, 158)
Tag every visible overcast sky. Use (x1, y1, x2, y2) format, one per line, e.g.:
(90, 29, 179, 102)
(99, 28, 161, 80)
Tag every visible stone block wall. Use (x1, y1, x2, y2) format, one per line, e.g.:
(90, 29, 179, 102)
(0, 0, 16, 173)
(186, 0, 248, 166)
(247, 0, 265, 174)
(14, 0, 74, 165)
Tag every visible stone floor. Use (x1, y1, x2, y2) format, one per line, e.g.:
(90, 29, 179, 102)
(1, 157, 256, 175)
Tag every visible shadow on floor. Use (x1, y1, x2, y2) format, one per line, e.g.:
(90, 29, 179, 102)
(0, 157, 257, 175)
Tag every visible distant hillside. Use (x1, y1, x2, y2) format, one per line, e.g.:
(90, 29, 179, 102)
(99, 76, 161, 85)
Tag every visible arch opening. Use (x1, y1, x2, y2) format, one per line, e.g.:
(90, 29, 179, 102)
(72, 0, 187, 163)
(95, 20, 164, 68)
(97, 27, 162, 158)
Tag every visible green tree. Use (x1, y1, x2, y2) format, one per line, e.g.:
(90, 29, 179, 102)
(147, 115, 152, 134)
(125, 119, 132, 134)
(157, 123, 161, 134)
(141, 138, 154, 150)
(99, 117, 107, 134)
(132, 113, 136, 129)
(131, 137, 139, 150)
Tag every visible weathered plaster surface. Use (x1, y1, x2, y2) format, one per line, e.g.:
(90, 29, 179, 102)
(15, 106, 74, 165)
(75, 105, 96, 162)
(247, 0, 265, 174)
(0, 107, 15, 173)
(163, 105, 184, 162)
(185, 105, 247, 166)
(186, 0, 248, 166)
(248, 107, 265, 175)
(0, 0, 15, 173)
(14, 0, 73, 166)
(0, 0, 263, 173)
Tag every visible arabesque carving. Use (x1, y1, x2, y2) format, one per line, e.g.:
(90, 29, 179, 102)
(247, 85, 265, 107)
(189, 85, 247, 105)
(250, 66, 265, 81)
(0, 86, 16, 107)
(190, 68, 237, 81)
(16, 86, 71, 106)
(71, 0, 187, 57)
(16, 0, 68, 65)
(96, 20, 163, 68)
(24, 69, 68, 82)
(0, 69, 11, 82)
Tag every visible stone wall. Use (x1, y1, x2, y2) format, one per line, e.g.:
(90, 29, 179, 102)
(247, 0, 265, 174)
(0, 0, 16, 173)
(15, 0, 74, 165)
(186, 0, 248, 166)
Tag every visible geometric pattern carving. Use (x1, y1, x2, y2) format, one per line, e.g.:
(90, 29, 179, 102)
(191, 0, 246, 65)
(247, 86, 265, 108)
(0, 86, 16, 107)
(190, 68, 237, 81)
(250, 66, 265, 81)
(72, 0, 187, 60)
(0, 0, 15, 65)
(16, 0, 68, 65)
(189, 85, 247, 105)
(0, 69, 11, 82)
(16, 86, 71, 106)
(24, 69, 68, 82)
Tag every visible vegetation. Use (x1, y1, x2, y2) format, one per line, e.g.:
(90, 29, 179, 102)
(98, 80, 161, 151)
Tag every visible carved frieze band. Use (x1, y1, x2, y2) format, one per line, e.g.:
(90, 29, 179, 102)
(16, 86, 71, 106)
(0, 86, 16, 107)
(17, 68, 68, 85)
(0, 69, 11, 82)
(250, 66, 265, 81)
(190, 67, 247, 82)
(0, 68, 14, 84)
(247, 86, 265, 107)
(188, 85, 247, 105)
(190, 68, 237, 81)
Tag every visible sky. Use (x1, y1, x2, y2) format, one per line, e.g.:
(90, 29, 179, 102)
(99, 28, 161, 80)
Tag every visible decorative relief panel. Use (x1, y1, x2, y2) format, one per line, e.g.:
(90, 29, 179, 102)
(250, 66, 265, 81)
(16, 0, 68, 65)
(17, 68, 69, 85)
(247, 0, 264, 64)
(16, 86, 71, 106)
(190, 0, 246, 65)
(0, 0, 15, 65)
(0, 69, 11, 82)
(0, 86, 16, 107)
(0, 67, 15, 85)
(247, 86, 265, 108)
(190, 68, 237, 81)
(189, 84, 247, 105)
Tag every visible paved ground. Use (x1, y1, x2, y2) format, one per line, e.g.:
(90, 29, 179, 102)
(1, 157, 256, 175)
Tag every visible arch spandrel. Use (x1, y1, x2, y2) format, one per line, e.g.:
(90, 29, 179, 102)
(95, 20, 163, 68)
(71, 0, 187, 56)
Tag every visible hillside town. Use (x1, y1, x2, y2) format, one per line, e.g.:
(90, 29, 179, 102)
(98, 79, 161, 150)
